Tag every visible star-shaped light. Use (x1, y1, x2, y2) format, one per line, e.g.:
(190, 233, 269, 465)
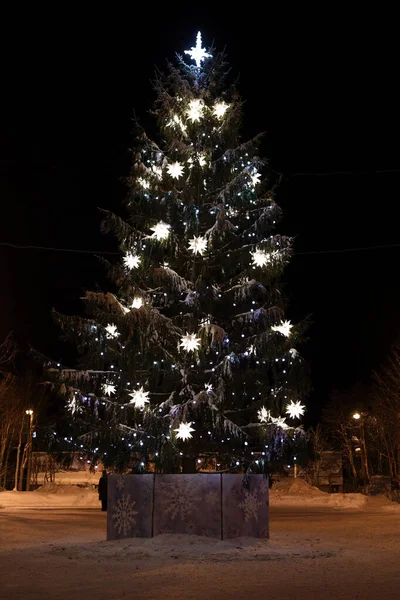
(213, 101, 229, 119)
(167, 161, 184, 179)
(151, 165, 163, 179)
(131, 297, 143, 309)
(67, 396, 79, 415)
(151, 221, 170, 240)
(129, 386, 150, 409)
(184, 31, 211, 68)
(286, 400, 306, 419)
(249, 172, 261, 188)
(186, 99, 204, 122)
(137, 177, 150, 189)
(188, 153, 207, 168)
(205, 383, 213, 393)
(271, 416, 289, 429)
(258, 406, 271, 423)
(271, 320, 293, 338)
(105, 324, 120, 339)
(123, 252, 140, 270)
(251, 249, 270, 267)
(102, 382, 116, 396)
(174, 422, 195, 441)
(188, 235, 207, 255)
(167, 114, 187, 134)
(180, 332, 201, 352)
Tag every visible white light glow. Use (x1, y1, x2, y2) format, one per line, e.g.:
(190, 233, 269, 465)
(174, 422, 195, 441)
(271, 320, 293, 338)
(271, 416, 289, 429)
(258, 406, 270, 423)
(167, 161, 184, 179)
(213, 101, 229, 118)
(102, 383, 116, 396)
(167, 114, 187, 134)
(137, 177, 150, 189)
(184, 31, 211, 68)
(188, 235, 207, 255)
(186, 99, 204, 122)
(123, 253, 140, 270)
(180, 332, 201, 352)
(131, 297, 143, 309)
(129, 386, 150, 409)
(151, 221, 170, 240)
(105, 324, 120, 339)
(249, 172, 261, 188)
(251, 249, 270, 267)
(286, 400, 306, 419)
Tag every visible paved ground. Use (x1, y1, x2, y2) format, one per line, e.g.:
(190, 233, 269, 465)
(1, 504, 400, 599)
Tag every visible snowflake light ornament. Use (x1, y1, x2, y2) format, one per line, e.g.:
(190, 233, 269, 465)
(105, 324, 120, 339)
(258, 406, 271, 423)
(128, 386, 150, 409)
(151, 221, 170, 240)
(174, 422, 195, 441)
(123, 252, 140, 270)
(167, 161, 184, 179)
(131, 297, 143, 309)
(188, 235, 207, 255)
(137, 177, 150, 189)
(251, 249, 270, 267)
(184, 31, 211, 68)
(213, 101, 229, 119)
(271, 320, 293, 338)
(180, 332, 201, 352)
(102, 382, 116, 396)
(205, 383, 213, 393)
(286, 400, 306, 419)
(186, 99, 204, 122)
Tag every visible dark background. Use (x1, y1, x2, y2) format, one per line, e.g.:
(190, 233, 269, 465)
(1, 7, 399, 420)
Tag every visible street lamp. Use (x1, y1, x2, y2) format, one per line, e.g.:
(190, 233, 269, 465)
(25, 409, 34, 491)
(351, 411, 369, 481)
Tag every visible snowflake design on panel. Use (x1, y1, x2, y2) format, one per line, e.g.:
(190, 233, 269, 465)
(238, 489, 262, 522)
(112, 494, 138, 537)
(116, 476, 125, 492)
(259, 478, 269, 496)
(160, 481, 197, 521)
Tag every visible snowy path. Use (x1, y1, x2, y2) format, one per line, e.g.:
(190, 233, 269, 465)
(1, 504, 400, 599)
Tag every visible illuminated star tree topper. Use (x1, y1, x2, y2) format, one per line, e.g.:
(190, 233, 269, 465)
(184, 31, 211, 68)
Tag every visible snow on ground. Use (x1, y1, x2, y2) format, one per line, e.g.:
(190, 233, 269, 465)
(0, 484, 99, 510)
(271, 479, 368, 509)
(0, 478, 373, 510)
(1, 502, 400, 600)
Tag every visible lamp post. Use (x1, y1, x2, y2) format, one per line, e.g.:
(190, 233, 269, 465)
(352, 411, 369, 482)
(25, 409, 34, 491)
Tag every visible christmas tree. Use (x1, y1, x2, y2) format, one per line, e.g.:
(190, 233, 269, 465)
(55, 32, 307, 474)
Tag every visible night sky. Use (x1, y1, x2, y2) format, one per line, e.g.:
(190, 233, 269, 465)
(1, 8, 399, 420)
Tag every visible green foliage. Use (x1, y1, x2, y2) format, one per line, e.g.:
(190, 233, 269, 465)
(53, 41, 308, 473)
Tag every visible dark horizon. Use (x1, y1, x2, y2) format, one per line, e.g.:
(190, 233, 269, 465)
(1, 8, 400, 421)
